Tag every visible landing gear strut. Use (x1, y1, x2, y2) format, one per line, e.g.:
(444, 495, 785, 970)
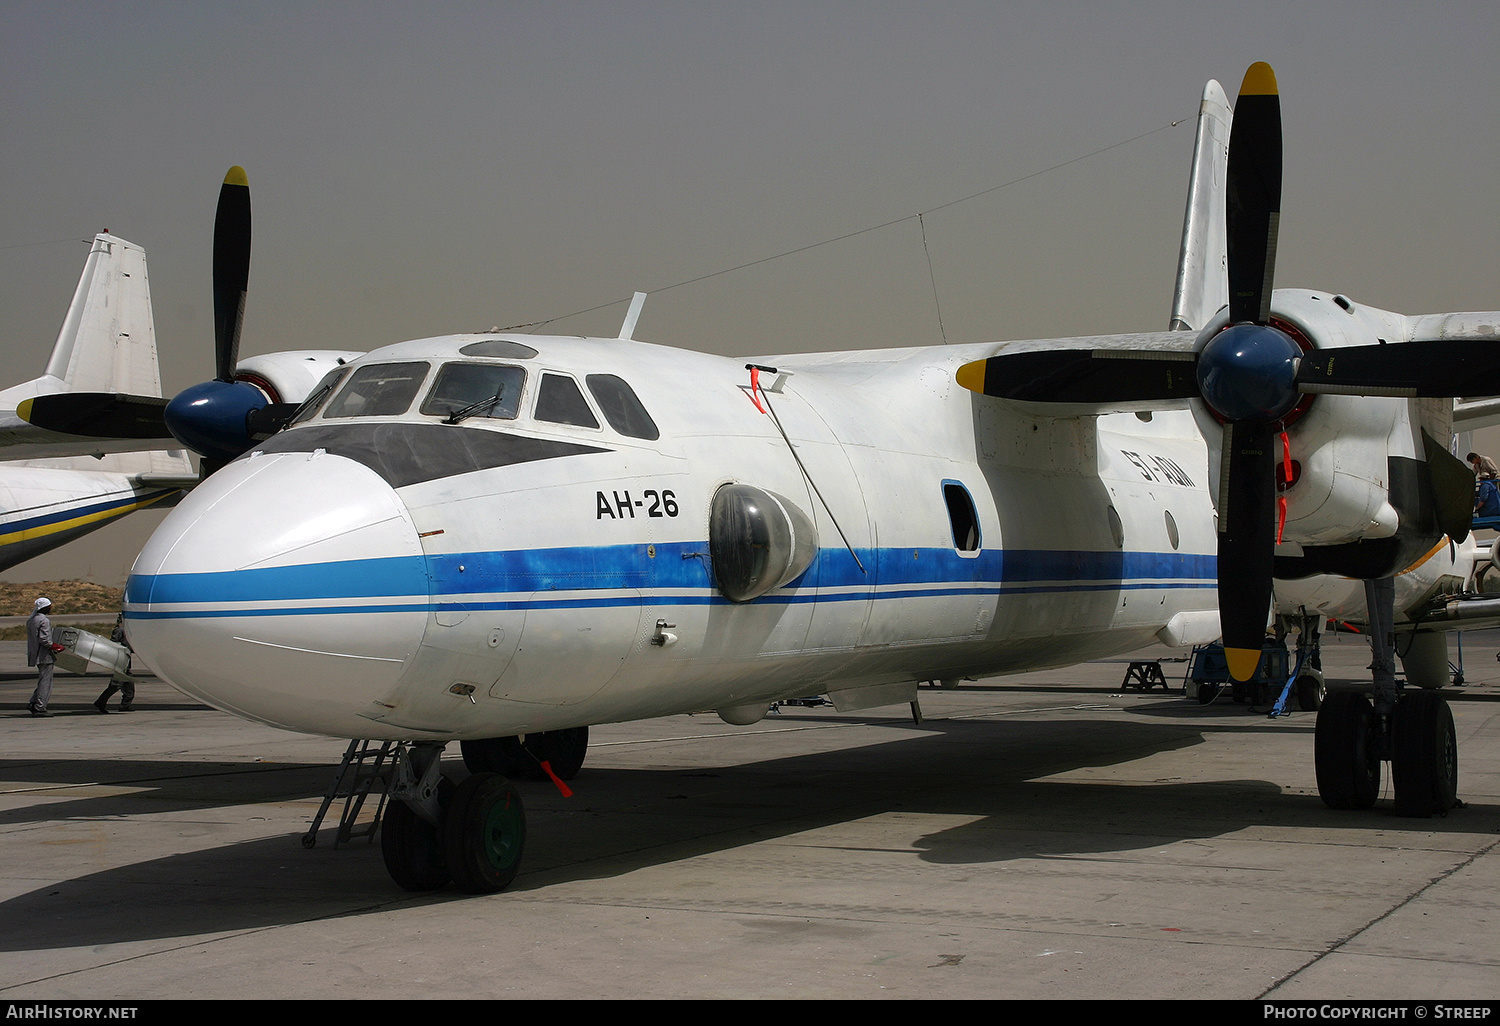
(1312, 578, 1460, 817)
(381, 742, 528, 894)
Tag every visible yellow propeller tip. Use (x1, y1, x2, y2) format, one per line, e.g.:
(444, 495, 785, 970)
(223, 166, 248, 187)
(955, 360, 987, 394)
(1239, 62, 1278, 97)
(15, 398, 32, 423)
(1224, 646, 1263, 682)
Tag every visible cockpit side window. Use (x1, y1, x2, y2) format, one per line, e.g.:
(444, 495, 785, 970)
(419, 363, 526, 421)
(291, 365, 351, 425)
(586, 374, 659, 441)
(323, 362, 430, 419)
(535, 373, 600, 428)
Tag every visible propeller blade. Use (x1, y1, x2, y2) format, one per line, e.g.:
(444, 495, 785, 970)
(16, 392, 170, 439)
(1217, 419, 1278, 681)
(212, 166, 251, 383)
(955, 350, 1200, 403)
(164, 165, 270, 468)
(1297, 339, 1500, 397)
(1225, 62, 1282, 326)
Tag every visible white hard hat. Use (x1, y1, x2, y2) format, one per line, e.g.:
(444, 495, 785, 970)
(33, 597, 51, 611)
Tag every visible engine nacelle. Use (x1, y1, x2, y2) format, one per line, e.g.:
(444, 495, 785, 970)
(164, 351, 365, 466)
(1192, 291, 1464, 581)
(233, 350, 364, 405)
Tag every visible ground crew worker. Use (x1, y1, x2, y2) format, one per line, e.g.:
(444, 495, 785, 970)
(26, 597, 64, 717)
(94, 613, 136, 713)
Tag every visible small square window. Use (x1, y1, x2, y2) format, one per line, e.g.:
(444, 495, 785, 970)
(535, 373, 600, 428)
(586, 374, 659, 440)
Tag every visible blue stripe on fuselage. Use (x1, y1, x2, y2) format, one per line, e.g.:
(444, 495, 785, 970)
(124, 542, 1215, 619)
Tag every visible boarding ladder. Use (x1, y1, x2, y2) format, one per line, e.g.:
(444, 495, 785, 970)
(301, 739, 399, 849)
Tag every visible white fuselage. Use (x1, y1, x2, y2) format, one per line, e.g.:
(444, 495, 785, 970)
(123, 333, 1221, 739)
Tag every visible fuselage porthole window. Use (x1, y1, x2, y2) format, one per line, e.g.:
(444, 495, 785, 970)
(1106, 505, 1125, 549)
(942, 481, 981, 552)
(419, 363, 526, 421)
(586, 373, 660, 441)
(535, 372, 601, 429)
(323, 362, 430, 419)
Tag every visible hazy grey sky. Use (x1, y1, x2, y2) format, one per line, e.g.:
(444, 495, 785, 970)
(2, 1, 1496, 585)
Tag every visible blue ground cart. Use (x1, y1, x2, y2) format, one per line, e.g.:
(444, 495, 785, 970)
(1190, 639, 1324, 711)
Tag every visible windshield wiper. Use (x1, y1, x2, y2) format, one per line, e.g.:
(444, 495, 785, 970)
(445, 386, 506, 424)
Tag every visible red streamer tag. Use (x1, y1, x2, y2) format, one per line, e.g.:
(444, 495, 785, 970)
(1277, 431, 1291, 544)
(748, 366, 766, 413)
(539, 760, 573, 798)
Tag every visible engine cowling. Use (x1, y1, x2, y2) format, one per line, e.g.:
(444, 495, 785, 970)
(164, 350, 363, 466)
(1192, 291, 1463, 581)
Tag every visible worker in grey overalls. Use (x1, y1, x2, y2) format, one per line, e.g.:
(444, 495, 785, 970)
(27, 598, 63, 717)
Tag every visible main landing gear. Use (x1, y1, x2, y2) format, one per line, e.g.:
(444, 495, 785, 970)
(1312, 579, 1460, 818)
(459, 727, 589, 782)
(1315, 689, 1459, 816)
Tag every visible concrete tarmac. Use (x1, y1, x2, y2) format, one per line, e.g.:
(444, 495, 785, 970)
(0, 631, 1497, 1001)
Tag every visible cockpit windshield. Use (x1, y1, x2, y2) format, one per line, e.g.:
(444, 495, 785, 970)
(420, 363, 526, 422)
(323, 362, 430, 419)
(290, 365, 351, 425)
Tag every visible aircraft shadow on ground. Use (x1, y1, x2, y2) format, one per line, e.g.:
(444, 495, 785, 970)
(1, 711, 1493, 952)
(0, 759, 337, 827)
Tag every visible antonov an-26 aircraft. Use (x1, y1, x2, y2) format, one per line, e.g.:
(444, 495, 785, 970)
(72, 65, 1500, 893)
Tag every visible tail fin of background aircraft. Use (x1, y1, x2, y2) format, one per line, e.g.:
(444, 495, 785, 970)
(41, 232, 164, 398)
(1168, 79, 1232, 333)
(0, 232, 191, 477)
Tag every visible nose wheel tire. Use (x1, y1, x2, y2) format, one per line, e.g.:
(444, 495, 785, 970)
(1315, 691, 1381, 810)
(442, 772, 526, 893)
(381, 776, 455, 892)
(1295, 672, 1326, 712)
(1392, 691, 1459, 818)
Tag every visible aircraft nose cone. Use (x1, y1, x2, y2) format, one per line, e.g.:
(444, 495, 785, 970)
(125, 450, 429, 736)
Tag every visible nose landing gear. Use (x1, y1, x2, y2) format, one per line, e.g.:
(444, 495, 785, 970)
(381, 742, 528, 894)
(441, 771, 526, 893)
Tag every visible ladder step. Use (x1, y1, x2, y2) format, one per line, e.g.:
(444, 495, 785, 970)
(302, 740, 402, 849)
